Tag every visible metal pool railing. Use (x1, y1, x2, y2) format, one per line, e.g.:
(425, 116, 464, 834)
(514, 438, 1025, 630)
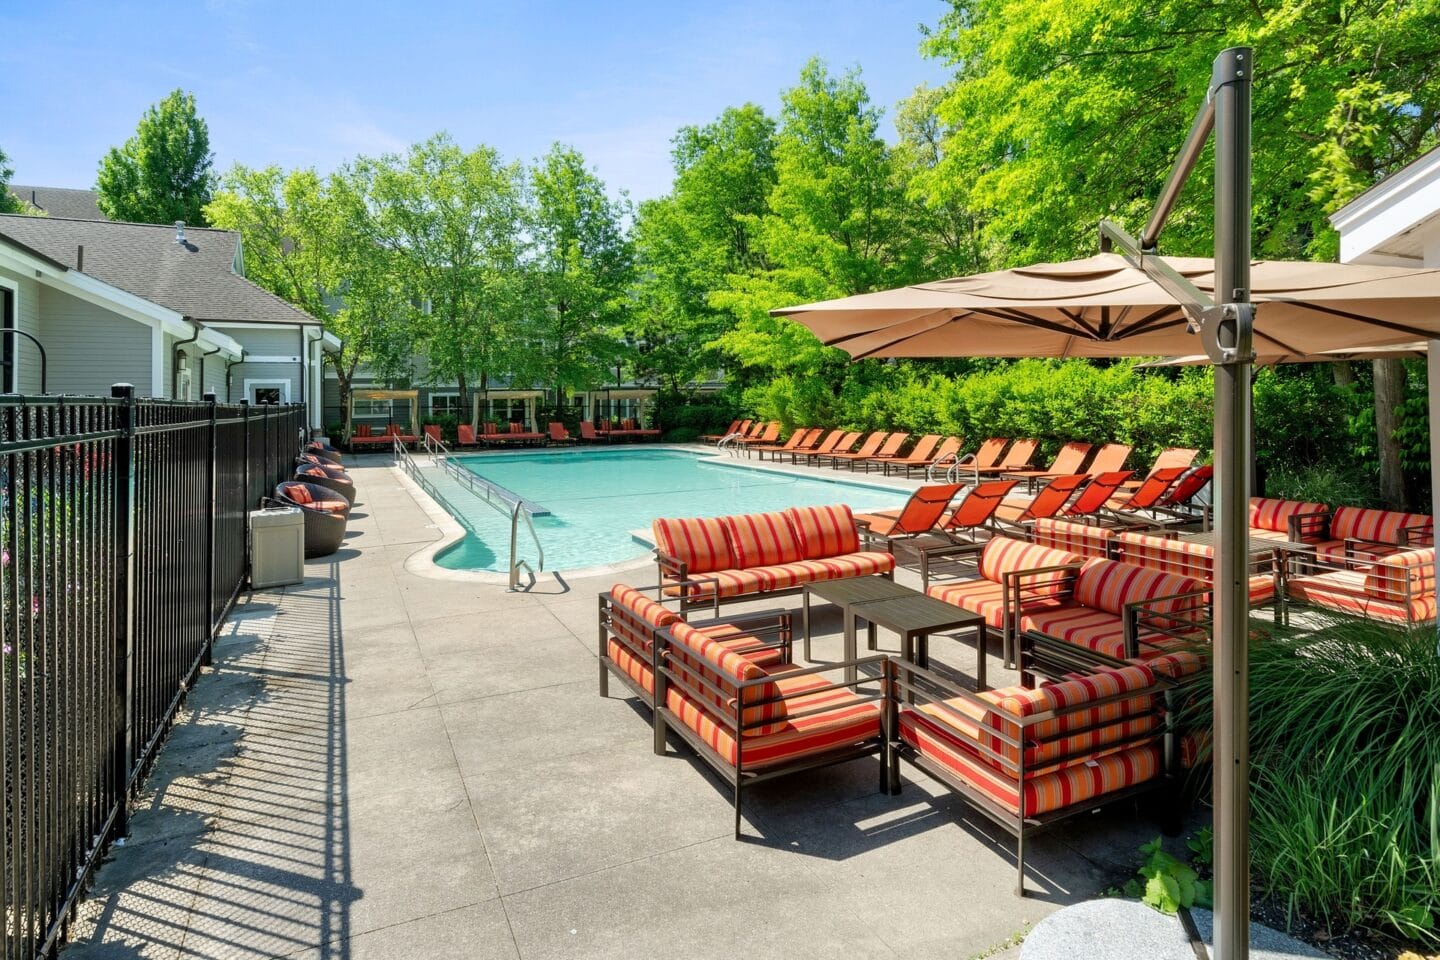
(1, 386, 303, 960)
(392, 438, 546, 591)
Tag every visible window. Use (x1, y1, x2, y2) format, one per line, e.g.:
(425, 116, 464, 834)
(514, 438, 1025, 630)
(351, 398, 394, 418)
(429, 392, 461, 416)
(245, 379, 291, 404)
(484, 399, 527, 424)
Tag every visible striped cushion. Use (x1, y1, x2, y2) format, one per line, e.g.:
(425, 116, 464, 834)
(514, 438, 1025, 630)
(899, 710, 1161, 816)
(282, 483, 313, 504)
(1112, 533, 1276, 603)
(1313, 539, 1405, 564)
(608, 623, 786, 698)
(1248, 497, 1327, 535)
(608, 585, 680, 654)
(665, 684, 881, 769)
(784, 505, 860, 560)
(977, 537, 1082, 598)
(1073, 558, 1203, 617)
(608, 638, 656, 694)
(653, 516, 736, 574)
(1329, 506, 1432, 546)
(662, 567, 770, 599)
(747, 553, 896, 591)
(928, 578, 1065, 629)
(721, 511, 804, 568)
(1363, 547, 1436, 603)
(1032, 518, 1113, 558)
(1289, 570, 1437, 625)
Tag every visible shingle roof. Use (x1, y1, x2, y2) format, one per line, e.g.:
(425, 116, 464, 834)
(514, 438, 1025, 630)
(8, 185, 107, 221)
(0, 214, 321, 326)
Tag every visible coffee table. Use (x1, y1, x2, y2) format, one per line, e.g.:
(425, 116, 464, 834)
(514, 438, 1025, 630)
(802, 578, 988, 689)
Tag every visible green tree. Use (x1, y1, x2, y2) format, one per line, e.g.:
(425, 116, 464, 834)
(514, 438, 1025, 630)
(96, 90, 215, 225)
(632, 105, 778, 389)
(352, 134, 527, 416)
(520, 144, 634, 401)
(205, 164, 412, 430)
(0, 147, 22, 215)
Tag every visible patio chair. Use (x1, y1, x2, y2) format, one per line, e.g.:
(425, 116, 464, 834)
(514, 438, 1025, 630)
(294, 465, 355, 504)
(733, 421, 781, 450)
(507, 422, 547, 444)
(873, 434, 938, 474)
(1100, 467, 1190, 526)
(993, 473, 1090, 533)
(1081, 443, 1133, 476)
(384, 423, 419, 446)
(840, 431, 911, 472)
(1146, 465, 1214, 527)
(548, 422, 577, 445)
(1002, 442, 1094, 492)
(297, 454, 348, 477)
(456, 424, 481, 447)
(914, 479, 1021, 579)
(1119, 447, 1200, 490)
(957, 439, 1039, 484)
(854, 483, 964, 552)
(423, 424, 442, 445)
(751, 427, 817, 460)
(272, 481, 349, 557)
(817, 431, 887, 469)
(577, 420, 607, 443)
(940, 437, 1008, 481)
(700, 419, 743, 443)
(1057, 471, 1137, 521)
(790, 429, 850, 465)
(304, 442, 343, 465)
(886, 436, 962, 477)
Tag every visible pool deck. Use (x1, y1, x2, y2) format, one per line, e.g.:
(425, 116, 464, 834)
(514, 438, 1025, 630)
(61, 450, 1178, 960)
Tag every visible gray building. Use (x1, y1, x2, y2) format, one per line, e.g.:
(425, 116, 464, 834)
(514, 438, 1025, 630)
(0, 208, 339, 431)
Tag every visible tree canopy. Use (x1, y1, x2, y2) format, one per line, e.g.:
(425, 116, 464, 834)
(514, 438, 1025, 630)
(96, 90, 215, 225)
(0, 147, 21, 215)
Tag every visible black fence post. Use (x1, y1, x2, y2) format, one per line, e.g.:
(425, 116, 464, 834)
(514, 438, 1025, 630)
(240, 400, 251, 582)
(109, 383, 137, 840)
(203, 391, 218, 666)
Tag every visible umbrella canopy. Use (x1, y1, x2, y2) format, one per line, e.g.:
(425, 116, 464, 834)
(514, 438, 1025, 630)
(1136, 342, 1429, 368)
(775, 253, 1440, 359)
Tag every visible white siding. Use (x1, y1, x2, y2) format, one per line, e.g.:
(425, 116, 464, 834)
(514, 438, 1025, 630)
(38, 285, 153, 397)
(0, 264, 44, 393)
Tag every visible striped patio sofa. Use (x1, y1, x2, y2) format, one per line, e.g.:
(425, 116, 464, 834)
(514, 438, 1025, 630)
(1112, 530, 1279, 609)
(887, 655, 1172, 896)
(1307, 505, 1434, 562)
(1286, 547, 1437, 625)
(597, 584, 793, 705)
(652, 504, 896, 610)
(1247, 496, 1329, 545)
(653, 617, 887, 836)
(1030, 517, 1115, 558)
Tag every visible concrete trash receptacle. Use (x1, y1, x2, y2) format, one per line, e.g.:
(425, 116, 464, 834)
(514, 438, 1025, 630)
(250, 506, 305, 588)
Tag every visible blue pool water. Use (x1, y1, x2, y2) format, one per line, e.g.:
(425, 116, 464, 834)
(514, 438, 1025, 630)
(430, 449, 905, 572)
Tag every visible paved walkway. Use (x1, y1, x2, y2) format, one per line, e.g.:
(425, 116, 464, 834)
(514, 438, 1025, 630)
(63, 455, 1172, 960)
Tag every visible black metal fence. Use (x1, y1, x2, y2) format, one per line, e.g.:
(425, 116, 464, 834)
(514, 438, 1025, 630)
(1, 386, 304, 960)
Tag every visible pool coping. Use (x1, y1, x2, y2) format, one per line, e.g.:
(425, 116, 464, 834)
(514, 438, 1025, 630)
(392, 442, 921, 585)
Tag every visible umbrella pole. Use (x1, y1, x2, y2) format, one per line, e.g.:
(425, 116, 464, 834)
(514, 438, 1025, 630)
(1211, 47, 1254, 960)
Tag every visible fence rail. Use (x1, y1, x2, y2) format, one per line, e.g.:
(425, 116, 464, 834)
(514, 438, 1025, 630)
(1, 387, 304, 960)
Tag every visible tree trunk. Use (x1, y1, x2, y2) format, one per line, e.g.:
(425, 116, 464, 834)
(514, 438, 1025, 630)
(1331, 361, 1356, 389)
(1373, 358, 1408, 510)
(334, 357, 353, 440)
(457, 371, 468, 428)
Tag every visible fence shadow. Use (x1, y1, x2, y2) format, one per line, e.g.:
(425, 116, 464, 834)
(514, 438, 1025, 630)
(65, 571, 357, 959)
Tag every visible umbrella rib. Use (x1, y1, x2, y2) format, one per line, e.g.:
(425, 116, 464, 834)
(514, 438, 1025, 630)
(976, 307, 1092, 339)
(1249, 326, 1307, 357)
(1110, 307, 1188, 339)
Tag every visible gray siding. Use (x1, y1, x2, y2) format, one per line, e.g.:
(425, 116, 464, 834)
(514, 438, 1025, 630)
(39, 285, 153, 396)
(218, 326, 306, 357)
(0, 264, 44, 393)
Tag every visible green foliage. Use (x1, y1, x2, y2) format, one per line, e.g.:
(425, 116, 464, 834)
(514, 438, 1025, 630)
(519, 144, 634, 396)
(419, 413, 460, 443)
(662, 426, 702, 443)
(96, 90, 215, 225)
(921, 0, 1440, 264)
(652, 390, 740, 436)
(1185, 620, 1440, 943)
(0, 146, 21, 215)
(1264, 461, 1382, 509)
(1121, 836, 1213, 915)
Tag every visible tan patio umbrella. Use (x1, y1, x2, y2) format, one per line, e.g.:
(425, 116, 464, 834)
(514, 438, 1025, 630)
(776, 253, 1440, 360)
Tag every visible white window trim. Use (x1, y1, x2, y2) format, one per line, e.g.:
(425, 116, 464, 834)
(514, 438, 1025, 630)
(428, 391, 460, 414)
(0, 274, 17, 393)
(244, 378, 292, 404)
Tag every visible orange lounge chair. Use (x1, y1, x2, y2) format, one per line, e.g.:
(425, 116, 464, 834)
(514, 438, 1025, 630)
(958, 438, 1038, 484)
(838, 432, 910, 472)
(456, 424, 480, 447)
(578, 420, 606, 443)
(940, 438, 1008, 481)
(733, 421, 781, 450)
(1147, 465, 1214, 526)
(753, 427, 818, 460)
(423, 424, 442, 445)
(817, 431, 887, 469)
(505, 422, 546, 444)
(994, 473, 1090, 531)
(796, 430, 860, 466)
(1101, 467, 1190, 525)
(868, 434, 939, 473)
(1119, 447, 1200, 490)
(384, 423, 419, 446)
(854, 484, 964, 551)
(701, 419, 743, 443)
(1080, 443, 1133, 476)
(914, 479, 1021, 583)
(1002, 442, 1093, 491)
(884, 436, 962, 477)
(548, 422, 576, 445)
(1056, 471, 1136, 521)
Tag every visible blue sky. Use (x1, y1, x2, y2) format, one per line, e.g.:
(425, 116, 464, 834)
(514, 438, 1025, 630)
(1, 0, 953, 203)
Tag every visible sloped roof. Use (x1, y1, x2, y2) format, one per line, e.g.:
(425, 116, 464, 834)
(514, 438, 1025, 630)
(8, 185, 107, 221)
(0, 214, 320, 326)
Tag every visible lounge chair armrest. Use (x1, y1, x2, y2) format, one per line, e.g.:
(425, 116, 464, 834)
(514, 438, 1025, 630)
(1121, 588, 1212, 659)
(1288, 510, 1331, 543)
(917, 540, 987, 561)
(1399, 522, 1433, 546)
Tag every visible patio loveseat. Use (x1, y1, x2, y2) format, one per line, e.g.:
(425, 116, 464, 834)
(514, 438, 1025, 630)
(652, 504, 896, 610)
(1286, 546, 1437, 625)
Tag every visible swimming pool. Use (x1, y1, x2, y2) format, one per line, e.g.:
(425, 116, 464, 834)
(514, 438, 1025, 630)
(426, 448, 906, 573)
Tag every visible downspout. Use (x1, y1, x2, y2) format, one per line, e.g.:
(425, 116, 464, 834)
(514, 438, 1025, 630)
(200, 345, 222, 397)
(225, 350, 249, 400)
(298, 327, 308, 409)
(172, 317, 201, 399)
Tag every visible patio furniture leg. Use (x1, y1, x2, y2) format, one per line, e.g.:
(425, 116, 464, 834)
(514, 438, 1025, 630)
(802, 587, 812, 662)
(975, 624, 988, 692)
(867, 618, 877, 651)
(596, 598, 609, 698)
(844, 612, 858, 684)
(1016, 824, 1027, 897)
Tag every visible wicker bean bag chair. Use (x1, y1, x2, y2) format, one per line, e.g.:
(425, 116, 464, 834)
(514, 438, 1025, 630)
(297, 454, 349, 477)
(304, 442, 343, 465)
(273, 481, 350, 557)
(293, 465, 356, 503)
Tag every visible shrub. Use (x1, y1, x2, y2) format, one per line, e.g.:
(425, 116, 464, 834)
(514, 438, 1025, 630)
(419, 413, 459, 443)
(1263, 461, 1382, 508)
(663, 426, 702, 443)
(653, 389, 740, 434)
(1186, 620, 1439, 944)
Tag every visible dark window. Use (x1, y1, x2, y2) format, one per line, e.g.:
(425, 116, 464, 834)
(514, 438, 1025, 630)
(253, 387, 282, 405)
(2, 287, 14, 394)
